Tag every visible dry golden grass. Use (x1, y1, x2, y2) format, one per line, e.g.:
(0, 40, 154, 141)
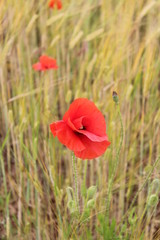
(0, 0, 160, 239)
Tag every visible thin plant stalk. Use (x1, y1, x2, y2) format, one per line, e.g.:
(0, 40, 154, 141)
(72, 154, 80, 214)
(106, 92, 124, 222)
(82, 160, 88, 197)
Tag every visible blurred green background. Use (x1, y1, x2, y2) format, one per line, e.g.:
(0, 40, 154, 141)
(0, 0, 160, 239)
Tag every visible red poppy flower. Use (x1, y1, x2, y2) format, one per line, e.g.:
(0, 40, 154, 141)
(50, 98, 110, 159)
(49, 0, 62, 10)
(33, 55, 58, 71)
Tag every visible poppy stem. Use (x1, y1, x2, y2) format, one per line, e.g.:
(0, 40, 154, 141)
(82, 160, 88, 198)
(106, 92, 124, 223)
(72, 154, 80, 214)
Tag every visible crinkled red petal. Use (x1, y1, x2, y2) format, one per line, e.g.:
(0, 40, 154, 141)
(74, 135, 111, 159)
(49, 0, 54, 8)
(32, 62, 45, 71)
(57, 0, 62, 9)
(50, 120, 85, 152)
(40, 55, 57, 67)
(63, 98, 106, 135)
(67, 117, 107, 142)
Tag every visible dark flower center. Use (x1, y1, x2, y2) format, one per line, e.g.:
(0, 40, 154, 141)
(79, 126, 86, 130)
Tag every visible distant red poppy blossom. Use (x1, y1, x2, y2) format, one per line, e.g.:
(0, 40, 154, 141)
(50, 98, 110, 159)
(33, 55, 58, 71)
(49, 0, 62, 9)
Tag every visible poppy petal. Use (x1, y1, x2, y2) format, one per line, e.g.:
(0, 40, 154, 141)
(40, 55, 57, 67)
(77, 130, 108, 142)
(49, 0, 62, 9)
(57, 0, 62, 9)
(63, 98, 95, 121)
(49, 0, 54, 8)
(63, 98, 106, 135)
(33, 55, 58, 72)
(74, 135, 111, 159)
(32, 63, 44, 71)
(82, 113, 106, 136)
(67, 118, 107, 142)
(50, 121, 85, 152)
(72, 116, 85, 130)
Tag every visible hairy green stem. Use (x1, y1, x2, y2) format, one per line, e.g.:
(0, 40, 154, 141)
(82, 160, 88, 197)
(72, 154, 80, 213)
(106, 98, 124, 222)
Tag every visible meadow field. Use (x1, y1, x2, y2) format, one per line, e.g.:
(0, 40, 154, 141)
(0, 0, 160, 239)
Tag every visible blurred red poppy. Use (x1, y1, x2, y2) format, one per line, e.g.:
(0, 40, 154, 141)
(33, 55, 58, 71)
(50, 98, 110, 159)
(49, 0, 62, 10)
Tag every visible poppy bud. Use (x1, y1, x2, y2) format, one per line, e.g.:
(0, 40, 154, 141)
(87, 186, 97, 200)
(67, 200, 77, 213)
(87, 199, 95, 209)
(112, 91, 119, 104)
(147, 194, 159, 207)
(151, 179, 160, 194)
(66, 187, 74, 201)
